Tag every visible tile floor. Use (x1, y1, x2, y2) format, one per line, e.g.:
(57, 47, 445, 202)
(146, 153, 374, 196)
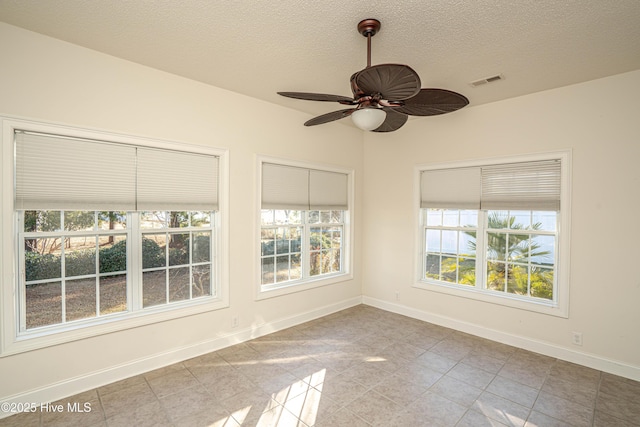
(2, 305, 639, 426)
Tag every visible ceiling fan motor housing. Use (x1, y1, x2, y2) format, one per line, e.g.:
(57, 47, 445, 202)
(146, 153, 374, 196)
(357, 19, 381, 37)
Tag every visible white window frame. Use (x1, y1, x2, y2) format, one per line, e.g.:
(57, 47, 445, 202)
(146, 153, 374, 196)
(1, 117, 230, 356)
(256, 156, 354, 300)
(414, 151, 571, 318)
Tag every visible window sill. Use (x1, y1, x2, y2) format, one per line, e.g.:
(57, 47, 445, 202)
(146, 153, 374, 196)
(256, 272, 353, 301)
(413, 279, 568, 318)
(1, 297, 229, 357)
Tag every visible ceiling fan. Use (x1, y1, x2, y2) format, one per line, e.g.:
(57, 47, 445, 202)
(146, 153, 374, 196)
(278, 19, 469, 132)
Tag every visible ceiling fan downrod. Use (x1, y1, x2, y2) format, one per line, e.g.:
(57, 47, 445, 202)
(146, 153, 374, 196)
(357, 19, 381, 68)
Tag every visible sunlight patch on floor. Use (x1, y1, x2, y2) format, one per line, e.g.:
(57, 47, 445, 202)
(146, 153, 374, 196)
(260, 368, 326, 426)
(229, 405, 253, 425)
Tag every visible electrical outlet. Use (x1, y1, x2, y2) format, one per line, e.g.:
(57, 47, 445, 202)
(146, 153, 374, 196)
(232, 316, 239, 328)
(572, 331, 583, 346)
(395, 291, 399, 300)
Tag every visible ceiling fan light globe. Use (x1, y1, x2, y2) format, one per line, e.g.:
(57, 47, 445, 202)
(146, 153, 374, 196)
(351, 108, 386, 131)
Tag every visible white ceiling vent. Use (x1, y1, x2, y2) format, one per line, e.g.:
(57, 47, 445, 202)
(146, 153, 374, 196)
(470, 74, 504, 87)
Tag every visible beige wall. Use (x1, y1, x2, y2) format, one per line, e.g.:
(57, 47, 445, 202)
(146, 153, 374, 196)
(0, 23, 363, 401)
(362, 69, 640, 377)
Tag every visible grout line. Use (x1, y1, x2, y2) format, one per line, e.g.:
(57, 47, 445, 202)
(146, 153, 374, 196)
(592, 370, 603, 427)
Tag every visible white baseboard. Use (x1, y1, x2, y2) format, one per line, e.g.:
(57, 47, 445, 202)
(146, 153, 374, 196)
(0, 296, 363, 419)
(362, 296, 640, 382)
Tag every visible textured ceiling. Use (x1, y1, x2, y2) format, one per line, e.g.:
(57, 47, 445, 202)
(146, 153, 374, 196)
(1, 0, 640, 123)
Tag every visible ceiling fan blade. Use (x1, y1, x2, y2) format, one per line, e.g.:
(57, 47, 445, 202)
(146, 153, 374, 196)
(355, 64, 421, 100)
(349, 72, 359, 97)
(395, 89, 469, 116)
(278, 92, 355, 104)
(372, 108, 408, 132)
(304, 108, 356, 126)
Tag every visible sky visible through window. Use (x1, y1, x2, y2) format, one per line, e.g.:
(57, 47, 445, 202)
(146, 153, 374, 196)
(427, 210, 556, 263)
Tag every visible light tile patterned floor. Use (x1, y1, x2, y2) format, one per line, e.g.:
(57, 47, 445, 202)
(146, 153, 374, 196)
(2, 305, 639, 426)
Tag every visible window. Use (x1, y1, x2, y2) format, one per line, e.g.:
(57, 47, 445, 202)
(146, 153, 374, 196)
(140, 211, 215, 308)
(1, 118, 228, 355)
(258, 159, 352, 297)
(20, 210, 216, 330)
(260, 210, 303, 285)
(424, 209, 556, 298)
(416, 152, 571, 317)
(20, 210, 130, 330)
(260, 209, 345, 286)
(424, 209, 478, 286)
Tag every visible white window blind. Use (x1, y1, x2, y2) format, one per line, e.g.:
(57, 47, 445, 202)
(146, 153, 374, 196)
(309, 169, 348, 210)
(481, 160, 561, 211)
(262, 163, 348, 210)
(137, 148, 219, 211)
(420, 167, 481, 209)
(421, 159, 561, 211)
(15, 130, 219, 211)
(261, 164, 310, 210)
(15, 131, 137, 210)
